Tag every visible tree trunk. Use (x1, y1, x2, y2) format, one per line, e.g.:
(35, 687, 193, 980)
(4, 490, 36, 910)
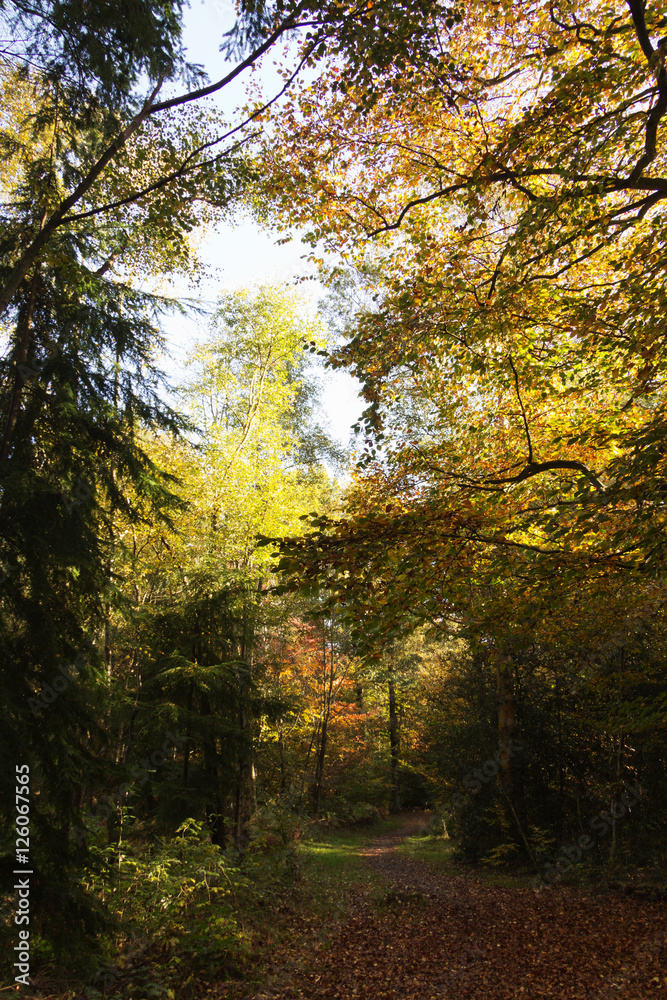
(497, 657, 529, 854)
(182, 680, 194, 788)
(556, 672, 564, 841)
(207, 785, 227, 849)
(234, 588, 258, 849)
(233, 683, 256, 849)
(610, 647, 625, 863)
(0, 267, 40, 463)
(388, 677, 401, 813)
(610, 731, 625, 862)
(312, 625, 336, 815)
(278, 724, 287, 791)
(313, 714, 328, 815)
(201, 690, 226, 847)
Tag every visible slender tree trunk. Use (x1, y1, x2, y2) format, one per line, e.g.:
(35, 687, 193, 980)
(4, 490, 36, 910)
(196, 612, 227, 847)
(202, 696, 226, 848)
(388, 677, 401, 813)
(234, 696, 247, 847)
(0, 268, 39, 463)
(556, 672, 564, 841)
(497, 657, 529, 853)
(312, 626, 336, 815)
(313, 714, 328, 815)
(182, 681, 194, 788)
(300, 720, 319, 807)
(610, 732, 625, 862)
(206, 791, 227, 848)
(104, 600, 112, 684)
(610, 647, 625, 862)
(234, 587, 258, 849)
(278, 724, 287, 791)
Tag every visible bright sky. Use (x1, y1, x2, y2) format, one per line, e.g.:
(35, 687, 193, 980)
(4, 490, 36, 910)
(158, 0, 363, 449)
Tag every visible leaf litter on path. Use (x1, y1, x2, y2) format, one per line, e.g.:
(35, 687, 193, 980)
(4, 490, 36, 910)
(243, 817, 667, 1000)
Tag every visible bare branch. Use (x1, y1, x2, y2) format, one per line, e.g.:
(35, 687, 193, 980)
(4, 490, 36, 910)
(148, 3, 312, 116)
(507, 355, 533, 465)
(484, 459, 605, 492)
(626, 0, 654, 61)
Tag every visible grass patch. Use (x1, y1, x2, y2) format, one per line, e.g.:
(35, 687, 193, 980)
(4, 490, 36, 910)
(299, 818, 405, 916)
(397, 834, 537, 889)
(397, 834, 457, 869)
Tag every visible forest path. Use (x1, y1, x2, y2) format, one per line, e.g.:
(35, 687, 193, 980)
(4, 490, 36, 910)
(259, 815, 667, 1000)
(358, 812, 478, 902)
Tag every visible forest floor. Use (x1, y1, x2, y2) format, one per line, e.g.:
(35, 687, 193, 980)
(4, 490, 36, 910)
(229, 813, 667, 1000)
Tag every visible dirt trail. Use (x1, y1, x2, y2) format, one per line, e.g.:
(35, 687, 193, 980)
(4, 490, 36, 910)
(360, 812, 478, 908)
(260, 817, 667, 1000)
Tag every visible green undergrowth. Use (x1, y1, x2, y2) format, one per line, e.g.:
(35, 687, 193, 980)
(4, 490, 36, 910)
(20, 815, 403, 1000)
(397, 833, 667, 894)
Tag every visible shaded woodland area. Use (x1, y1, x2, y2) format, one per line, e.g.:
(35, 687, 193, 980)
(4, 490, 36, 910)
(1, 0, 667, 995)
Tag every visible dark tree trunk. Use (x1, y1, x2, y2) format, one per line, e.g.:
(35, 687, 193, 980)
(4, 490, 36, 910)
(312, 625, 336, 815)
(234, 588, 258, 849)
(0, 267, 39, 463)
(278, 724, 287, 791)
(497, 658, 529, 855)
(207, 791, 227, 849)
(389, 677, 401, 813)
(201, 690, 226, 847)
(313, 715, 328, 815)
(182, 680, 194, 788)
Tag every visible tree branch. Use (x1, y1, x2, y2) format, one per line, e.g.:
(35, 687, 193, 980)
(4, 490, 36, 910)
(65, 135, 255, 224)
(0, 77, 165, 317)
(508, 355, 533, 465)
(626, 0, 654, 61)
(0, 6, 313, 318)
(484, 459, 605, 492)
(64, 39, 318, 225)
(148, 2, 312, 115)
